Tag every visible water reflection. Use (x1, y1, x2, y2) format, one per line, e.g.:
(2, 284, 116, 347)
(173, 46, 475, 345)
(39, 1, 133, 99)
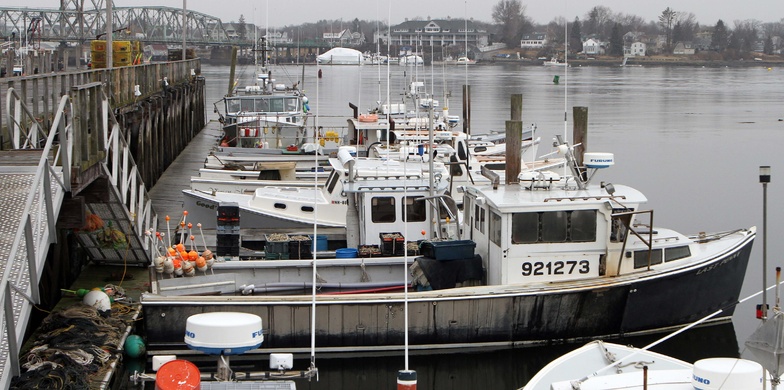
(297, 322, 738, 390)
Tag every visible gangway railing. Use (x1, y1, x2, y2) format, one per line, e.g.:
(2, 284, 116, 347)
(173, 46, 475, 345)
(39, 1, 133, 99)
(0, 92, 73, 388)
(67, 82, 156, 265)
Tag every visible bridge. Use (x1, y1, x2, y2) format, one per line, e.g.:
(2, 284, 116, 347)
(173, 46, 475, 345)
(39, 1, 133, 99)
(0, 1, 332, 49)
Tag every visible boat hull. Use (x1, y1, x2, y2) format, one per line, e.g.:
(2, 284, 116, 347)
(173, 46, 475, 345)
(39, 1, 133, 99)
(141, 230, 753, 351)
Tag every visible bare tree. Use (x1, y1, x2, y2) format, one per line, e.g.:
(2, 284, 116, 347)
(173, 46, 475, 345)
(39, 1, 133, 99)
(659, 7, 677, 52)
(584, 6, 612, 37)
(492, 0, 527, 47)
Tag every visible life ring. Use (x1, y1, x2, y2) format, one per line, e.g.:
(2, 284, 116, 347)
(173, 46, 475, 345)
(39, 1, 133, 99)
(358, 114, 378, 123)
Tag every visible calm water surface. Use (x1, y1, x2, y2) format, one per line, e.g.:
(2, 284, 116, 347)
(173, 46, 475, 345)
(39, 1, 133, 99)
(198, 62, 784, 389)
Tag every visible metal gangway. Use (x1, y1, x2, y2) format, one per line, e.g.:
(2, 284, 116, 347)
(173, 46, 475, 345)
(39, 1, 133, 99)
(0, 82, 157, 388)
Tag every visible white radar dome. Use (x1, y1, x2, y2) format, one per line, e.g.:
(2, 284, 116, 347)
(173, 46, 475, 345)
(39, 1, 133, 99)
(185, 312, 263, 355)
(692, 358, 764, 390)
(584, 152, 614, 169)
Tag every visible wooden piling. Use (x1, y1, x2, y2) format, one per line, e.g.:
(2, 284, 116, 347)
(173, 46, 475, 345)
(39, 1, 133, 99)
(572, 106, 588, 166)
(462, 85, 471, 136)
(510, 93, 522, 122)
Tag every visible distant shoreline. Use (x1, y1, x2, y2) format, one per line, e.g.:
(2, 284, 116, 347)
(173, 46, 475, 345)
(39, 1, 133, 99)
(485, 57, 784, 68)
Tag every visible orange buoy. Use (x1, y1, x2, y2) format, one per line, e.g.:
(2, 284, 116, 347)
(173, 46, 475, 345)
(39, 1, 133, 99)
(155, 360, 200, 390)
(188, 250, 198, 261)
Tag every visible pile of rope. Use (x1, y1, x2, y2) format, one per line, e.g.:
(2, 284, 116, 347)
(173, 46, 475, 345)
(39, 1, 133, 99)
(10, 304, 129, 389)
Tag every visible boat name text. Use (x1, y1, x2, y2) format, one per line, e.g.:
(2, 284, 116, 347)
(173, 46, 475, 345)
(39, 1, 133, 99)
(695, 251, 740, 275)
(196, 201, 217, 210)
(522, 260, 590, 276)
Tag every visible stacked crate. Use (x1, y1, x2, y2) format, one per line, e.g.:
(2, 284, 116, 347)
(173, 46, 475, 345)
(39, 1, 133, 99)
(215, 203, 240, 259)
(90, 40, 140, 68)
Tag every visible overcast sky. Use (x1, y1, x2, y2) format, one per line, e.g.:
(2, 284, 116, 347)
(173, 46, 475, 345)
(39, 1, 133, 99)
(17, 0, 784, 27)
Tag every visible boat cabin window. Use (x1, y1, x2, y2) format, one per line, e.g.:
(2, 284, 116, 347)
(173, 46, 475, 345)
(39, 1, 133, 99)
(634, 249, 662, 269)
(254, 99, 270, 112)
(325, 171, 339, 194)
(268, 98, 285, 112)
(241, 99, 255, 112)
(665, 245, 691, 262)
(512, 210, 597, 244)
(371, 197, 396, 223)
(227, 99, 241, 113)
(489, 211, 502, 246)
(474, 204, 486, 233)
(403, 196, 427, 222)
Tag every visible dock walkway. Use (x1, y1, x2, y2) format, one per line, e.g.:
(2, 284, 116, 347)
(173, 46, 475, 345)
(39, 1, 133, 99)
(148, 119, 223, 236)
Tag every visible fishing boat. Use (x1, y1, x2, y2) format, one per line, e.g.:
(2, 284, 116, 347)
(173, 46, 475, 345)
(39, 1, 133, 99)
(542, 57, 568, 67)
(182, 146, 450, 229)
(141, 133, 753, 353)
(522, 340, 765, 389)
(523, 291, 784, 390)
(214, 36, 328, 155)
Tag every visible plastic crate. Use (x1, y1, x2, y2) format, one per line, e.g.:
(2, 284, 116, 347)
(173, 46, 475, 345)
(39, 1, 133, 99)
(379, 232, 405, 256)
(288, 236, 312, 260)
(265, 234, 290, 256)
(420, 240, 476, 261)
(406, 241, 421, 256)
(358, 245, 382, 257)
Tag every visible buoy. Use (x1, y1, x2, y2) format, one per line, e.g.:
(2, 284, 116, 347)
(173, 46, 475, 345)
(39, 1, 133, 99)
(82, 290, 111, 314)
(155, 360, 200, 390)
(124, 335, 146, 358)
(397, 370, 417, 390)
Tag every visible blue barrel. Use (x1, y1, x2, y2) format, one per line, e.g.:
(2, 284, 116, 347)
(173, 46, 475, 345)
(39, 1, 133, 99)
(335, 248, 358, 258)
(310, 235, 328, 251)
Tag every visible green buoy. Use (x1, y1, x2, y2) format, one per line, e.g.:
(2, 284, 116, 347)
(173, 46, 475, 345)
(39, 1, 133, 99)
(124, 335, 146, 358)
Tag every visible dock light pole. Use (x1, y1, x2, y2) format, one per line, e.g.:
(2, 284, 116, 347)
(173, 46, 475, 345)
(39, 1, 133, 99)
(761, 165, 771, 320)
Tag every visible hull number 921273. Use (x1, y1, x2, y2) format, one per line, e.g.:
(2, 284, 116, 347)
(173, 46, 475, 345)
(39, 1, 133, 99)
(522, 260, 590, 276)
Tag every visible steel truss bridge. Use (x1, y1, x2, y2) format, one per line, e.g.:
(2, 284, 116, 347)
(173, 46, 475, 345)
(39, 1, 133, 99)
(0, 0, 237, 47)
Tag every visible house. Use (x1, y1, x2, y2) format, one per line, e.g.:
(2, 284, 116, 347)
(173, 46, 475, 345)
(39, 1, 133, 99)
(383, 18, 489, 50)
(630, 42, 646, 56)
(672, 41, 696, 55)
(323, 29, 365, 47)
(582, 38, 603, 55)
(520, 33, 546, 49)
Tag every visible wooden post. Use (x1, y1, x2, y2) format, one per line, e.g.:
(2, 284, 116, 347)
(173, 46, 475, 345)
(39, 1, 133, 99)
(505, 121, 522, 185)
(510, 93, 522, 122)
(572, 106, 588, 166)
(227, 46, 238, 97)
(462, 84, 471, 136)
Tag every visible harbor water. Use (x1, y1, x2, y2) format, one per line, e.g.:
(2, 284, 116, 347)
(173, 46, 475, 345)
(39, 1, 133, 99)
(196, 62, 784, 389)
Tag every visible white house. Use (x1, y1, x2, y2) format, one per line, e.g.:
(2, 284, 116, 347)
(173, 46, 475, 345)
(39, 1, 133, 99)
(520, 33, 546, 49)
(582, 38, 603, 55)
(630, 42, 646, 56)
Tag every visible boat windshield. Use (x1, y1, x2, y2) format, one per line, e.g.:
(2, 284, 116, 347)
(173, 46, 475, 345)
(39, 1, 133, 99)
(225, 97, 301, 115)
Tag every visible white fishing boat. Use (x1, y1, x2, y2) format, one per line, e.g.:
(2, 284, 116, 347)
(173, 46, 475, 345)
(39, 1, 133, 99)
(142, 135, 754, 353)
(522, 340, 765, 390)
(543, 57, 568, 67)
(183, 146, 450, 229)
(524, 298, 784, 390)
